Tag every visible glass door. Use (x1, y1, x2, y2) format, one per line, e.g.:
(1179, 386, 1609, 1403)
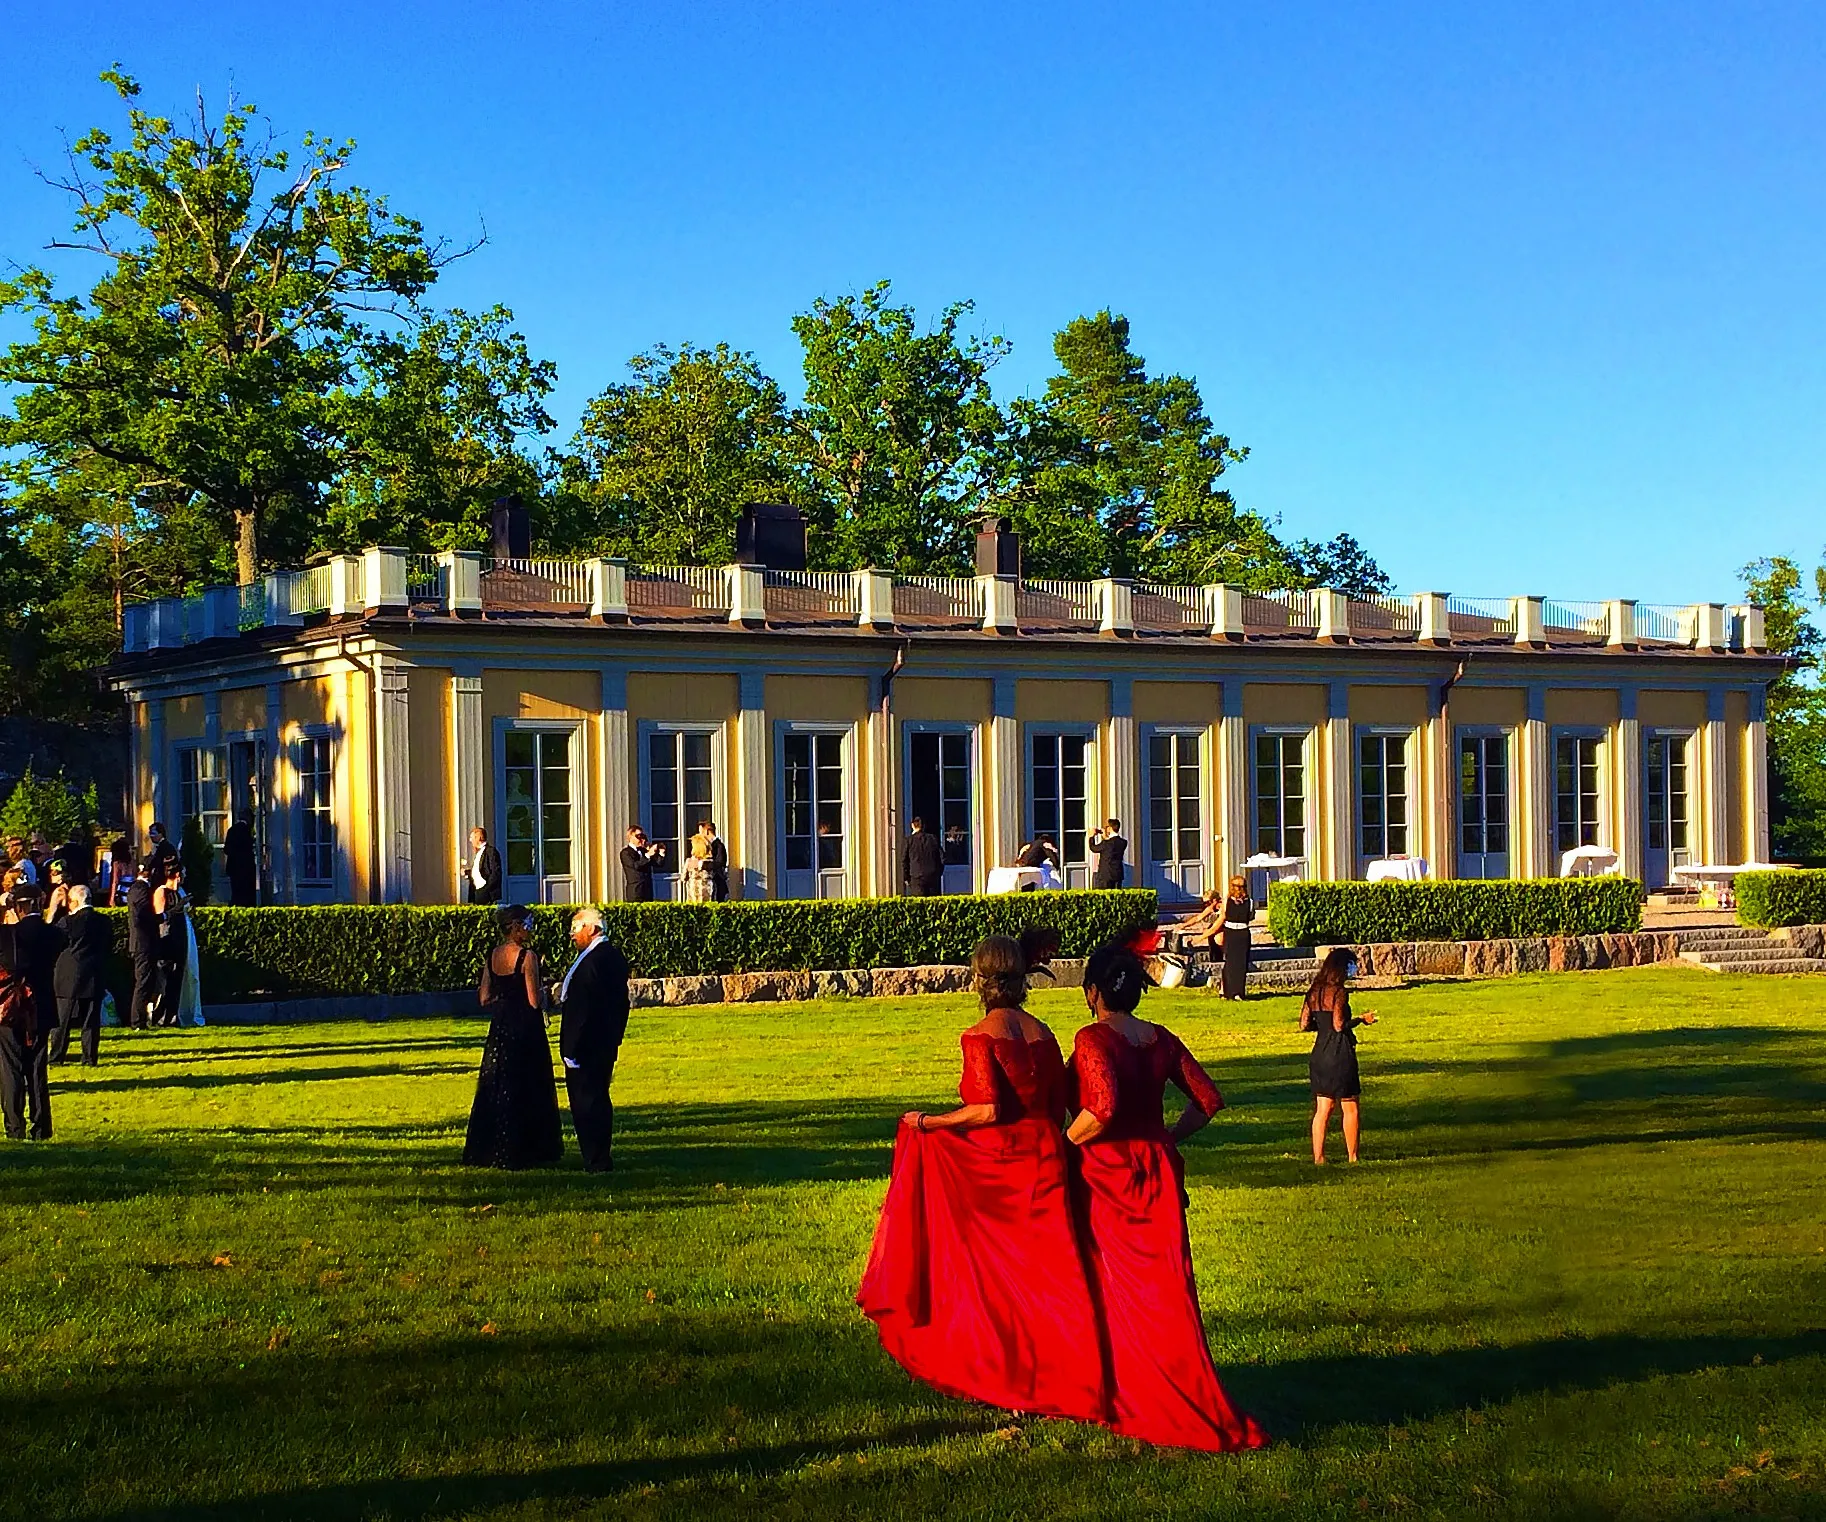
(1457, 732, 1510, 879)
(782, 731, 846, 898)
(1145, 729, 1204, 904)
(906, 730, 974, 893)
(645, 729, 717, 900)
(1554, 734, 1604, 853)
(502, 729, 575, 903)
(1029, 732, 1091, 887)
(1643, 732, 1692, 888)
(1357, 731, 1411, 872)
(1251, 731, 1307, 901)
(227, 737, 269, 901)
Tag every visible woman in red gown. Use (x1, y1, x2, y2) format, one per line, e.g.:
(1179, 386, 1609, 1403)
(857, 936, 1107, 1424)
(1065, 940, 1269, 1453)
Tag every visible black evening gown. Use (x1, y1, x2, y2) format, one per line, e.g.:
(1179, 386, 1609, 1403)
(1219, 895, 1253, 999)
(464, 947, 563, 1169)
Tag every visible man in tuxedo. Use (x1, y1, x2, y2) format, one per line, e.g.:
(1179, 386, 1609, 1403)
(696, 821, 730, 902)
(224, 816, 258, 906)
(619, 827, 664, 902)
(0, 885, 64, 1139)
(465, 826, 502, 904)
(144, 823, 179, 880)
(125, 861, 161, 1030)
(558, 907, 631, 1173)
(1090, 819, 1128, 889)
(51, 884, 110, 1066)
(903, 816, 946, 896)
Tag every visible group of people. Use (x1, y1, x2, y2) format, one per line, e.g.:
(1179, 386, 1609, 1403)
(461, 822, 732, 906)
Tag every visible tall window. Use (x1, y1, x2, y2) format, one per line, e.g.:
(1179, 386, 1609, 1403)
(1555, 734, 1603, 850)
(1147, 732, 1202, 865)
(1358, 732, 1410, 860)
(1645, 734, 1690, 855)
(296, 736, 334, 885)
(1254, 732, 1307, 857)
(908, 731, 972, 868)
(1458, 734, 1509, 864)
(783, 732, 845, 872)
(1030, 733, 1090, 865)
(646, 730, 716, 866)
(179, 745, 229, 856)
(503, 730, 572, 883)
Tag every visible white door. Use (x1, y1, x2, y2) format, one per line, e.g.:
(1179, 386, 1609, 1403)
(782, 731, 847, 899)
(1030, 732, 1092, 887)
(646, 729, 717, 900)
(1457, 732, 1510, 879)
(1145, 729, 1204, 904)
(502, 728, 576, 903)
(906, 729, 974, 893)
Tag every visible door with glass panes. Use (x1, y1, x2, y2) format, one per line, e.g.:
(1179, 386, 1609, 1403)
(1642, 731, 1693, 889)
(645, 728, 717, 900)
(1029, 732, 1092, 887)
(1145, 728, 1204, 904)
(501, 727, 576, 903)
(1457, 731, 1511, 879)
(1251, 730, 1308, 900)
(905, 728, 974, 893)
(1357, 730, 1412, 872)
(781, 729, 847, 898)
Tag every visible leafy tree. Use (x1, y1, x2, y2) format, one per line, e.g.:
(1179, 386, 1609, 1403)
(0, 766, 100, 845)
(1742, 555, 1826, 863)
(0, 71, 461, 585)
(792, 282, 1009, 573)
(555, 343, 798, 564)
(1289, 532, 1394, 598)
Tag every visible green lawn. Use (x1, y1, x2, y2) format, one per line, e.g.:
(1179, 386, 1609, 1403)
(3, 967, 1824, 1520)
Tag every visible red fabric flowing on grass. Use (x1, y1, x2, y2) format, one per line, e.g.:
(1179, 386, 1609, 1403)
(1069, 1021, 1270, 1454)
(857, 1030, 1107, 1424)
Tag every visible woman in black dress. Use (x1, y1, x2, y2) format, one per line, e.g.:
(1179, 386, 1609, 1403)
(1219, 875, 1253, 1001)
(464, 905, 563, 1169)
(1299, 947, 1377, 1165)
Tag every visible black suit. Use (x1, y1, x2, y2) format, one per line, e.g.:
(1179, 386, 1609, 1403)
(467, 844, 503, 904)
(620, 845, 656, 902)
(0, 918, 64, 1139)
(52, 907, 111, 1065)
(125, 879, 160, 1029)
(559, 936, 631, 1172)
(904, 830, 946, 895)
(705, 837, 729, 901)
(224, 822, 258, 906)
(1091, 833, 1128, 889)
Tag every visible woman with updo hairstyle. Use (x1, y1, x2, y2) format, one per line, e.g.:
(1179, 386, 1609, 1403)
(858, 934, 1106, 1425)
(1064, 937, 1268, 1453)
(462, 905, 563, 1170)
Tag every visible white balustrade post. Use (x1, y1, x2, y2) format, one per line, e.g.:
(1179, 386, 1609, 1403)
(728, 563, 766, 628)
(442, 551, 482, 616)
(1606, 598, 1637, 649)
(980, 574, 1016, 635)
(1098, 578, 1134, 637)
(1696, 602, 1727, 652)
(361, 547, 408, 613)
(589, 557, 629, 623)
(265, 572, 301, 628)
(1741, 604, 1766, 653)
(856, 568, 895, 630)
(1206, 583, 1243, 639)
(122, 603, 150, 653)
(1316, 587, 1349, 642)
(327, 555, 360, 616)
(203, 585, 241, 640)
(1514, 595, 1544, 646)
(1417, 592, 1450, 645)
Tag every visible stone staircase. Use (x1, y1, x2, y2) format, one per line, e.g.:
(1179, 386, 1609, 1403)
(1676, 927, 1826, 975)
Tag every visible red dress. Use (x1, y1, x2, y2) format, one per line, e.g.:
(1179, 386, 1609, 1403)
(1070, 1021, 1269, 1452)
(857, 1028, 1108, 1423)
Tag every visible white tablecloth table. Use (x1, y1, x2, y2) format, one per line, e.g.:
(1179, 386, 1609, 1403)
(1237, 853, 1306, 884)
(1560, 846, 1620, 878)
(985, 865, 1058, 894)
(1366, 856, 1430, 882)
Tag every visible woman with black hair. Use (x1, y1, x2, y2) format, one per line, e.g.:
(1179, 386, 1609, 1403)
(1300, 947, 1376, 1165)
(858, 935, 1106, 1425)
(463, 905, 563, 1169)
(1064, 939, 1267, 1453)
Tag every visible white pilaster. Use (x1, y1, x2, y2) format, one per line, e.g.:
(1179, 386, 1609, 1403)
(1425, 689, 1454, 879)
(1219, 683, 1248, 876)
(736, 670, 770, 898)
(1108, 677, 1138, 855)
(1702, 689, 1730, 866)
(1325, 682, 1353, 879)
(1747, 686, 1770, 861)
(451, 673, 486, 900)
(1520, 686, 1550, 878)
(266, 683, 290, 902)
(1615, 688, 1642, 884)
(374, 653, 413, 902)
(987, 676, 1021, 869)
(600, 670, 630, 899)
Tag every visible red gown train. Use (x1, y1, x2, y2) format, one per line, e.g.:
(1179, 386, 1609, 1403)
(857, 1029, 1108, 1424)
(1070, 1021, 1269, 1453)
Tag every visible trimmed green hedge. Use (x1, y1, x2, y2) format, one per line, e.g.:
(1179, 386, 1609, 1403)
(1266, 878, 1642, 946)
(97, 889, 1157, 1003)
(1735, 870, 1826, 928)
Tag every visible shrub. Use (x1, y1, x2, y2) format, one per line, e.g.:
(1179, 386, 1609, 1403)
(180, 815, 215, 906)
(96, 889, 1157, 1004)
(1735, 869, 1826, 928)
(1266, 878, 1642, 946)
(0, 765, 98, 846)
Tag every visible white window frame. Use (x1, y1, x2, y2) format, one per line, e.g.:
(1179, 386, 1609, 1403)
(1141, 722, 1208, 904)
(1250, 726, 1313, 861)
(1552, 727, 1608, 854)
(900, 721, 979, 895)
(637, 721, 727, 901)
(1355, 725, 1417, 871)
(1024, 723, 1101, 887)
(1454, 726, 1513, 880)
(493, 718, 587, 905)
(774, 721, 857, 900)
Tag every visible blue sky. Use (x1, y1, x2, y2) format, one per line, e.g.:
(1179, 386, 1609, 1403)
(4, 1, 1823, 601)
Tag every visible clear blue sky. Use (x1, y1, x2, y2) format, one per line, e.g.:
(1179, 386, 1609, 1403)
(5, 1, 1823, 602)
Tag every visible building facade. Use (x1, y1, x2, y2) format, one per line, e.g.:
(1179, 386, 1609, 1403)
(111, 546, 1779, 907)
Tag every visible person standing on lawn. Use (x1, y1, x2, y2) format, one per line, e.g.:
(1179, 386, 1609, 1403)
(0, 885, 65, 1140)
(1064, 937, 1269, 1453)
(556, 907, 630, 1173)
(1300, 947, 1376, 1165)
(463, 905, 563, 1170)
(50, 884, 109, 1066)
(1218, 875, 1253, 1001)
(1089, 819, 1127, 888)
(859, 935, 1108, 1426)
(465, 826, 502, 905)
(902, 817, 946, 896)
(619, 827, 665, 902)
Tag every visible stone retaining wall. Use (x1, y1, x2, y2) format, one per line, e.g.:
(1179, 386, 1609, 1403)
(1340, 932, 1683, 980)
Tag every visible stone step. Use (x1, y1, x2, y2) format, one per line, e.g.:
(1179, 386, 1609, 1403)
(1674, 929, 1777, 947)
(1683, 956, 1826, 975)
(1680, 945, 1815, 966)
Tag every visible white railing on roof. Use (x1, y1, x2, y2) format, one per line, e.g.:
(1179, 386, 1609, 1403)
(1542, 599, 1607, 636)
(896, 575, 985, 621)
(1446, 595, 1517, 636)
(290, 564, 334, 616)
(407, 553, 446, 599)
(1634, 604, 1695, 645)
(1134, 583, 1209, 628)
(236, 582, 265, 630)
(1349, 593, 1419, 635)
(482, 557, 591, 605)
(1241, 588, 1320, 630)
(1017, 578, 1098, 622)
(628, 564, 731, 614)
(764, 569, 862, 615)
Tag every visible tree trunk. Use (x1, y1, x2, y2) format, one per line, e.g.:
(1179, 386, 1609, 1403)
(234, 507, 259, 587)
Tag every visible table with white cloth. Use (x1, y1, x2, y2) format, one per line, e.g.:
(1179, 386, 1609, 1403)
(986, 865, 1059, 894)
(1559, 846, 1621, 878)
(1669, 861, 1791, 909)
(1237, 853, 1306, 883)
(1366, 856, 1430, 883)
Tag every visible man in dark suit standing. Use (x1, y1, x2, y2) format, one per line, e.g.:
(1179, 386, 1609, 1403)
(558, 907, 630, 1173)
(125, 861, 161, 1030)
(0, 885, 64, 1139)
(903, 816, 946, 896)
(1090, 819, 1128, 889)
(619, 827, 664, 902)
(51, 884, 110, 1066)
(465, 826, 502, 904)
(224, 816, 258, 906)
(145, 823, 179, 881)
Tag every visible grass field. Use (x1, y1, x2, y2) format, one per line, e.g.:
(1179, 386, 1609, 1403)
(2, 966, 1824, 1521)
